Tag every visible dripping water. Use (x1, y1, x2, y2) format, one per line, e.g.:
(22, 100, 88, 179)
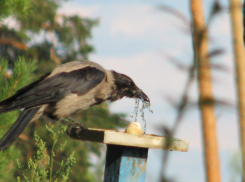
(130, 98, 153, 134)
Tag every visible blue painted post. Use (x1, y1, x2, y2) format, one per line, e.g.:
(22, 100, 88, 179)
(104, 145, 148, 182)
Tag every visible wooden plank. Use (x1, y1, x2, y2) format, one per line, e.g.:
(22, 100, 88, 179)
(67, 127, 189, 152)
(104, 132, 188, 152)
(104, 145, 148, 182)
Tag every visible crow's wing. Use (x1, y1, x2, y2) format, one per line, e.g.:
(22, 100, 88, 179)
(0, 73, 51, 106)
(0, 66, 105, 113)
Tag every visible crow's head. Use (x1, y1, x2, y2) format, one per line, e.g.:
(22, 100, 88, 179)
(109, 71, 150, 102)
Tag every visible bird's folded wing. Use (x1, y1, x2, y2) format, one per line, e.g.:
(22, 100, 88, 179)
(0, 73, 51, 106)
(0, 66, 105, 113)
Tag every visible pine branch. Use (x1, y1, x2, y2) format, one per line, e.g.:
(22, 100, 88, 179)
(0, 57, 36, 181)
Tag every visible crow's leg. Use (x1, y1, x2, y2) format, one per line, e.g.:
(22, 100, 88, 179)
(67, 117, 88, 129)
(59, 118, 87, 136)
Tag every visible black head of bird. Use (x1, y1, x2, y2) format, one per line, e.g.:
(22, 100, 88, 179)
(108, 71, 150, 103)
(0, 60, 150, 151)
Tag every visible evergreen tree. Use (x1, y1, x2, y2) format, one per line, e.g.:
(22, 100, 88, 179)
(0, 0, 128, 181)
(0, 0, 34, 180)
(0, 58, 36, 181)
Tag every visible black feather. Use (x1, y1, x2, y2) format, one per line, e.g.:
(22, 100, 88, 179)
(0, 107, 40, 151)
(0, 73, 51, 106)
(108, 71, 138, 101)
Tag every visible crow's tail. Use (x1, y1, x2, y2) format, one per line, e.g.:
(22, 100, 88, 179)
(0, 107, 40, 151)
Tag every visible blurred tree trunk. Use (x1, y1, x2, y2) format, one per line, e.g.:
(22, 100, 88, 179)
(190, 0, 221, 182)
(230, 0, 245, 181)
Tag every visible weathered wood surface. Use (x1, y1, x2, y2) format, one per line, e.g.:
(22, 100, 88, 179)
(67, 127, 189, 152)
(104, 145, 148, 182)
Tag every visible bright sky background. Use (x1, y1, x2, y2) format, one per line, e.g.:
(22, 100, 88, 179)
(58, 0, 240, 181)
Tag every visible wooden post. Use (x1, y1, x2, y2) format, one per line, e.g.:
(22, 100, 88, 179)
(230, 0, 245, 180)
(67, 127, 189, 182)
(104, 145, 148, 182)
(190, 0, 221, 181)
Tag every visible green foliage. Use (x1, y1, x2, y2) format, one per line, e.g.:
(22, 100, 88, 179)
(1, 0, 98, 72)
(0, 57, 36, 128)
(17, 130, 76, 182)
(17, 0, 98, 63)
(0, 57, 36, 181)
(0, 145, 20, 181)
(229, 151, 242, 182)
(17, 132, 49, 182)
(0, 57, 36, 99)
(0, 0, 32, 19)
(17, 0, 59, 33)
(0, 57, 36, 134)
(55, 15, 99, 60)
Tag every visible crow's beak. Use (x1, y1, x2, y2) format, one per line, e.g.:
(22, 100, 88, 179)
(132, 87, 150, 102)
(141, 91, 150, 102)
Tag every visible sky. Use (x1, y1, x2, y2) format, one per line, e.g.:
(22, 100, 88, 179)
(57, 0, 240, 181)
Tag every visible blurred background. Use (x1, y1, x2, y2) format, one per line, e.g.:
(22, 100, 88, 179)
(0, 0, 242, 181)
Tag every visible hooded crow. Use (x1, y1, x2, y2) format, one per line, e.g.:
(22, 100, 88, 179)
(0, 61, 150, 151)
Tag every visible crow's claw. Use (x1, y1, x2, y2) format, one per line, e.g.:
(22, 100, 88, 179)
(60, 119, 87, 136)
